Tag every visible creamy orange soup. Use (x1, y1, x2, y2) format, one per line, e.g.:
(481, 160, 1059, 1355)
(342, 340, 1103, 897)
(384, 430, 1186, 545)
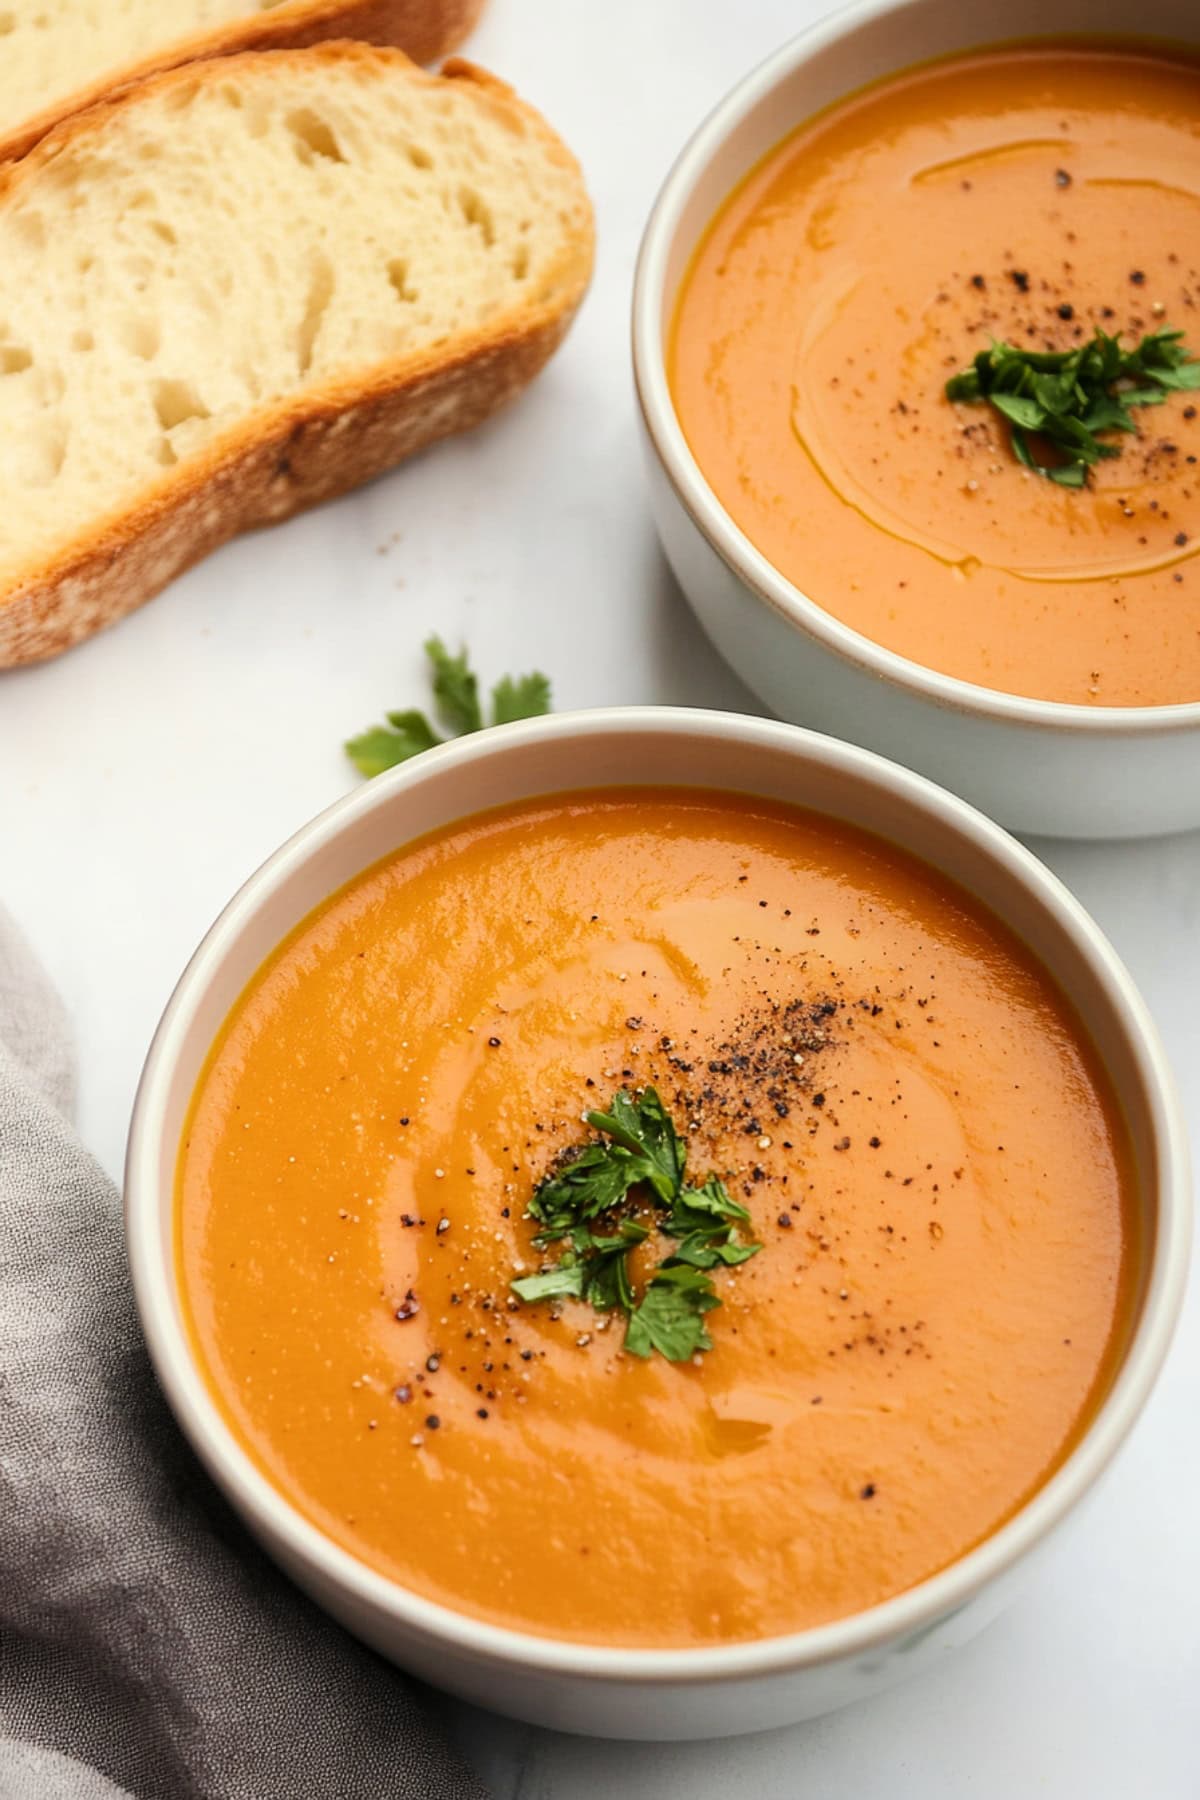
(178, 791, 1137, 1646)
(670, 43, 1200, 706)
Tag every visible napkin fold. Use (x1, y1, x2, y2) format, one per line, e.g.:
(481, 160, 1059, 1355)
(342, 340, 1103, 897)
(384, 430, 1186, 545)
(0, 908, 488, 1800)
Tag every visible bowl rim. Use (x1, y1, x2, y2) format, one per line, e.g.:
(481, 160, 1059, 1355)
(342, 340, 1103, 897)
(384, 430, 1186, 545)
(630, 0, 1200, 737)
(125, 706, 1192, 1684)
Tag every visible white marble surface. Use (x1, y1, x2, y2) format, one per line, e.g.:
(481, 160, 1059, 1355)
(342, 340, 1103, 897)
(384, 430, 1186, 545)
(0, 0, 1196, 1793)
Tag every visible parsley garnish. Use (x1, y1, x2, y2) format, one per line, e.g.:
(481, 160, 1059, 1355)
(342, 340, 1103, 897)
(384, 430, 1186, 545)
(491, 670, 553, 726)
(514, 1221, 651, 1312)
(346, 637, 552, 777)
(583, 1087, 686, 1203)
(625, 1265, 720, 1361)
(510, 1086, 761, 1363)
(428, 638, 484, 737)
(945, 326, 1200, 487)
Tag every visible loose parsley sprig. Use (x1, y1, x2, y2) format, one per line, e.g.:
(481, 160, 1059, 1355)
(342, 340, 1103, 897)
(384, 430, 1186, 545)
(346, 637, 552, 777)
(510, 1086, 761, 1363)
(945, 325, 1200, 487)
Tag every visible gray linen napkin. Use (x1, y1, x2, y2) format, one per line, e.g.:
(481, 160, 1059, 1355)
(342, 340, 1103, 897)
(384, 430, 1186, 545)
(0, 908, 489, 1800)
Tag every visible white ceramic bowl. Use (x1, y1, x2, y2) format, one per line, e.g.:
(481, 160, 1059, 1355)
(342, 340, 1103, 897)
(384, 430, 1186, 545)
(125, 709, 1190, 1739)
(633, 0, 1200, 840)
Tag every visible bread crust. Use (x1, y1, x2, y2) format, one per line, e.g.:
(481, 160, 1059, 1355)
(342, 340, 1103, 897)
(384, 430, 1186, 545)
(0, 0, 487, 164)
(0, 49, 594, 668)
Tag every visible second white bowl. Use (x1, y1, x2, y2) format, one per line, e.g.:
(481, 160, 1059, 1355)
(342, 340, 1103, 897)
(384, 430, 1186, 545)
(633, 0, 1200, 839)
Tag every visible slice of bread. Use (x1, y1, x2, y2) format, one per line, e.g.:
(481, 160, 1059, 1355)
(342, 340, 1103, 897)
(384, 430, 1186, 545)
(0, 0, 486, 164)
(0, 45, 593, 666)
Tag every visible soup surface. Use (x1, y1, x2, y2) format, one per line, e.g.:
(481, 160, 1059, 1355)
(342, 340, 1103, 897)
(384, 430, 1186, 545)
(178, 791, 1136, 1645)
(670, 43, 1200, 706)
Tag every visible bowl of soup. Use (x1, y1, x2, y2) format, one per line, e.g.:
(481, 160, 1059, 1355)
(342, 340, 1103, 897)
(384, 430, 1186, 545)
(633, 0, 1200, 838)
(125, 708, 1189, 1737)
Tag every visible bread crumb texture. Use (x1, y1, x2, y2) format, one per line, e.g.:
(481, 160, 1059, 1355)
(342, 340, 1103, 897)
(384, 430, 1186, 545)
(0, 3, 299, 126)
(0, 1, 486, 152)
(0, 44, 592, 608)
